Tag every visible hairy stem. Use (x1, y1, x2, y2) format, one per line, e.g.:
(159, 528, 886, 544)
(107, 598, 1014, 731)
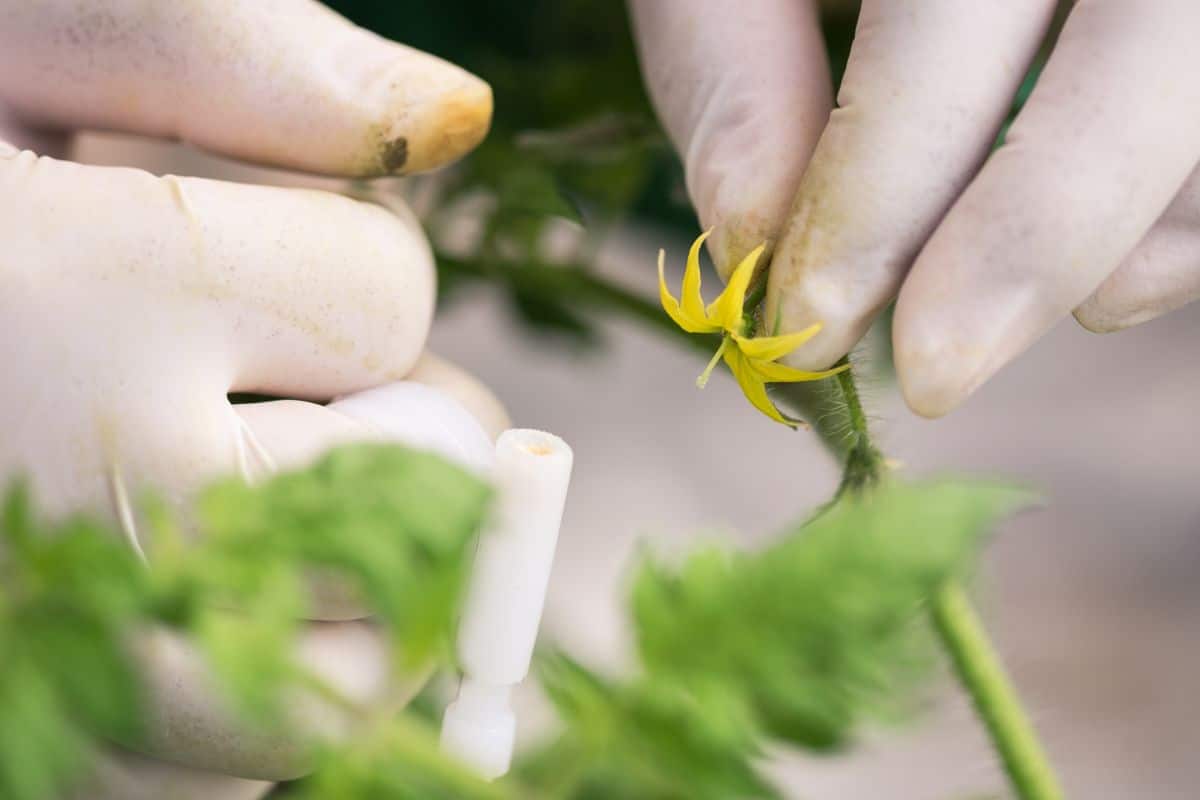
(832, 363, 1061, 800)
(930, 583, 1064, 800)
(831, 358, 885, 497)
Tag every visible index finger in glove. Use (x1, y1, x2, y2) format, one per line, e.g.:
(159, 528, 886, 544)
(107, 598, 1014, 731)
(0, 0, 492, 176)
(629, 0, 831, 279)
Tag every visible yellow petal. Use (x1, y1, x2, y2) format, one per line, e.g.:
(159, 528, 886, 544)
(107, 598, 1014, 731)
(659, 248, 719, 334)
(724, 347, 794, 427)
(733, 322, 823, 361)
(681, 230, 713, 324)
(707, 243, 765, 332)
(748, 357, 849, 383)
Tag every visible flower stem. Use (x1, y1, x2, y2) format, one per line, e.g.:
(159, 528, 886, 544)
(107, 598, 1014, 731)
(831, 357, 885, 498)
(930, 582, 1064, 800)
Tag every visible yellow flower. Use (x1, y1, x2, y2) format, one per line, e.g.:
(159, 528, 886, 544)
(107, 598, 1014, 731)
(658, 231, 847, 427)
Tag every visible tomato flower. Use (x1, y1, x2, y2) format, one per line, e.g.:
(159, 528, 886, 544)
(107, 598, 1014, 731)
(658, 231, 847, 427)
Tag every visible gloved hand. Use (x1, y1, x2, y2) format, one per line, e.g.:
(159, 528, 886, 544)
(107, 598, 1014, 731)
(0, 1, 506, 797)
(630, 0, 1200, 416)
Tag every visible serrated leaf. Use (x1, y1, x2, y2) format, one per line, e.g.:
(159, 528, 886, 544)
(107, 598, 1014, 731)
(292, 716, 507, 800)
(632, 480, 1034, 750)
(188, 444, 492, 672)
(0, 656, 85, 800)
(524, 653, 778, 800)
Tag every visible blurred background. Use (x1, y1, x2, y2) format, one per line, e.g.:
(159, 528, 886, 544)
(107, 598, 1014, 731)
(74, 1, 1200, 797)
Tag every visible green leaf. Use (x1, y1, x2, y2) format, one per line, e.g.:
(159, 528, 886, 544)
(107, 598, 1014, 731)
(0, 484, 151, 799)
(0, 655, 85, 800)
(523, 653, 778, 800)
(292, 715, 508, 800)
(632, 480, 1034, 750)
(200, 445, 488, 647)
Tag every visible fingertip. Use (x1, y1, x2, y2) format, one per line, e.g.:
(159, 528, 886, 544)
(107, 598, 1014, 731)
(706, 215, 777, 283)
(405, 352, 511, 441)
(764, 276, 861, 372)
(1072, 301, 1129, 334)
(776, 326, 851, 373)
(365, 71, 493, 176)
(896, 356, 961, 419)
(1072, 249, 1198, 335)
(317, 16, 493, 175)
(1073, 293, 1178, 334)
(329, 382, 495, 476)
(305, 14, 494, 177)
(893, 296, 985, 419)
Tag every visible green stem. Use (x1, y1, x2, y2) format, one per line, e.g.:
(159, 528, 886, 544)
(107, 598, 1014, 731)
(831, 357, 885, 498)
(832, 364, 1061, 800)
(930, 583, 1064, 800)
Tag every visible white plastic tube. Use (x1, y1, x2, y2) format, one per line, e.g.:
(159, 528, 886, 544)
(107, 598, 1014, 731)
(440, 428, 573, 779)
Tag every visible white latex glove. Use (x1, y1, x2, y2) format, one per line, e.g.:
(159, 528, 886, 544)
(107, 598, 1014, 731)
(630, 0, 1200, 417)
(0, 1, 507, 798)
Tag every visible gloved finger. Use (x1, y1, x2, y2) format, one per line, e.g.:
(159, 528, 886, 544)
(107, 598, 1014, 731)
(0, 0, 491, 176)
(237, 382, 498, 486)
(1075, 164, 1200, 332)
(111, 379, 501, 777)
(404, 351, 512, 440)
(125, 620, 421, 781)
(762, 0, 1055, 369)
(628, 0, 830, 278)
(3, 149, 436, 401)
(234, 381, 499, 621)
(79, 744, 270, 800)
(894, 0, 1200, 418)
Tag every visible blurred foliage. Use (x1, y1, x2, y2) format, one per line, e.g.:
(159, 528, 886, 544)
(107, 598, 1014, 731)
(289, 716, 507, 800)
(0, 445, 490, 800)
(513, 480, 1030, 798)
(191, 445, 490, 672)
(0, 487, 151, 800)
(0, 438, 1025, 800)
(528, 655, 775, 800)
(631, 481, 1031, 750)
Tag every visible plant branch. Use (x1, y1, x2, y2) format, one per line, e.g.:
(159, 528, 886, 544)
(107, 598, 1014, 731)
(930, 582, 1064, 800)
(832, 363, 1060, 800)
